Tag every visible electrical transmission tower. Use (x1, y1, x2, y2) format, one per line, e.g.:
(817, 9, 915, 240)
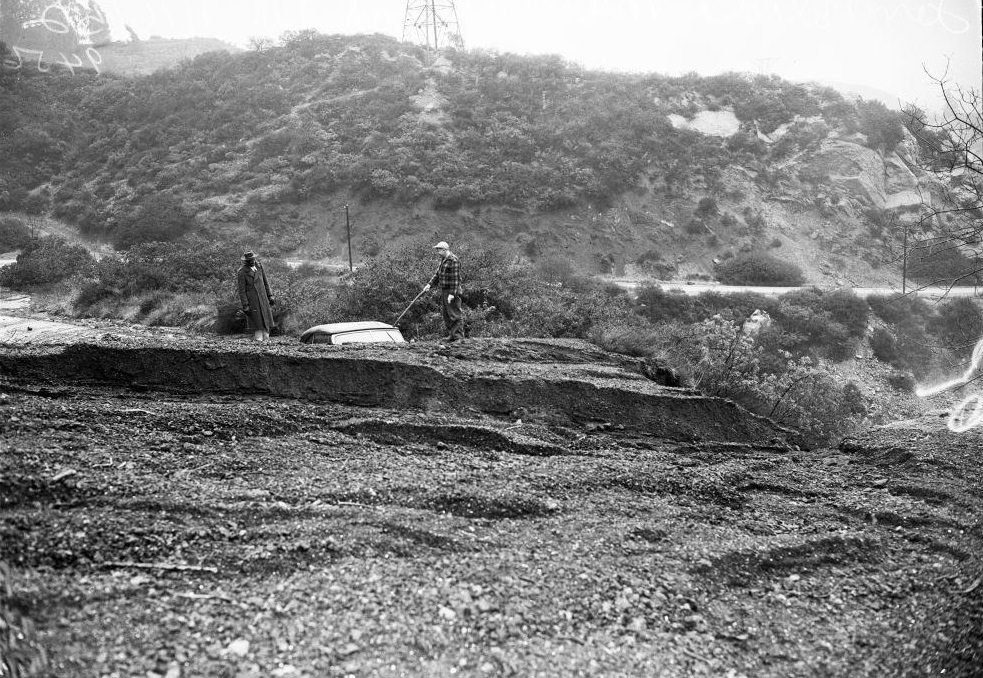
(403, 0, 464, 52)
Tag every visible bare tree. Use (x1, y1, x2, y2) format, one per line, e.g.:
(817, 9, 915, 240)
(900, 66, 983, 292)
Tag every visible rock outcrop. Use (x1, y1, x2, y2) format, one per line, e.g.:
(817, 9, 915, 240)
(801, 132, 937, 216)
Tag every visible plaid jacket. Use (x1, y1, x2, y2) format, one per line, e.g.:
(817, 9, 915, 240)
(429, 252, 462, 295)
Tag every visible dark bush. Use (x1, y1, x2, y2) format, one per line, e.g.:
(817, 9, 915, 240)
(778, 288, 868, 339)
(867, 294, 936, 328)
(0, 236, 95, 289)
(76, 236, 244, 307)
(685, 219, 706, 235)
(905, 243, 982, 287)
(869, 327, 898, 364)
(773, 299, 855, 361)
(695, 197, 718, 218)
(715, 251, 805, 286)
(112, 194, 195, 250)
(635, 285, 703, 324)
(536, 256, 576, 285)
(868, 321, 933, 376)
(934, 298, 983, 356)
(0, 217, 32, 251)
(842, 382, 867, 415)
(327, 237, 639, 340)
(885, 370, 915, 393)
(634, 286, 785, 327)
(328, 238, 519, 334)
(821, 289, 870, 337)
(214, 301, 248, 335)
(743, 209, 766, 234)
(857, 99, 904, 153)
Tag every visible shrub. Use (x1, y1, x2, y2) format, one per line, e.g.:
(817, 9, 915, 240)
(536, 255, 576, 285)
(76, 237, 243, 308)
(821, 289, 870, 337)
(769, 288, 868, 360)
(695, 197, 718, 218)
(635, 287, 786, 327)
(465, 253, 633, 339)
(869, 327, 898, 364)
(905, 243, 982, 286)
(587, 322, 685, 386)
(867, 294, 935, 328)
(0, 217, 32, 251)
(634, 285, 702, 324)
(715, 251, 805, 286)
(263, 263, 342, 335)
(866, 295, 937, 374)
(885, 370, 915, 393)
(773, 299, 855, 361)
(742, 209, 766, 234)
(326, 238, 538, 339)
(214, 300, 248, 335)
(684, 315, 865, 446)
(857, 99, 904, 153)
(934, 297, 983, 357)
(868, 321, 933, 376)
(685, 219, 706, 235)
(0, 236, 95, 289)
(841, 381, 867, 415)
(112, 194, 195, 250)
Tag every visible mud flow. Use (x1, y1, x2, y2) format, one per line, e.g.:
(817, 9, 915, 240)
(1, 335, 980, 677)
(0, 336, 796, 445)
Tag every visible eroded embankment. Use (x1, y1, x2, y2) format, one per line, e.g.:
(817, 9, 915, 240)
(0, 338, 797, 445)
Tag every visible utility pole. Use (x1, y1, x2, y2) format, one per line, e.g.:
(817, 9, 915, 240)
(344, 204, 353, 272)
(902, 221, 908, 295)
(402, 0, 464, 53)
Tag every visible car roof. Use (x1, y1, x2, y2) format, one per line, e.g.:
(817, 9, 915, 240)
(304, 321, 398, 335)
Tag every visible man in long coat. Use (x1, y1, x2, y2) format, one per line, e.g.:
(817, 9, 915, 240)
(237, 250, 276, 341)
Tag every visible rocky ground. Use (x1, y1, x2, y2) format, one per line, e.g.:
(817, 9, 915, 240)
(1, 326, 981, 677)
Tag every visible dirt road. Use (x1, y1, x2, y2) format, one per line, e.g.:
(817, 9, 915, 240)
(1, 330, 981, 677)
(608, 279, 983, 300)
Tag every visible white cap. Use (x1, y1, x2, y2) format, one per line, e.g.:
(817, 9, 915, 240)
(432, 241, 450, 249)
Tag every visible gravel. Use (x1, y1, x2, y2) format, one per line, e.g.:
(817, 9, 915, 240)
(1, 334, 981, 677)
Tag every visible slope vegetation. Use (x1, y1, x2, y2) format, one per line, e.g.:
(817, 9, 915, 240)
(0, 32, 932, 281)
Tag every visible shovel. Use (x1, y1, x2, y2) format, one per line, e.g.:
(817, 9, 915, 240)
(394, 288, 428, 326)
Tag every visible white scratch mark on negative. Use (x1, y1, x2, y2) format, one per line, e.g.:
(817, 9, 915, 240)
(915, 338, 983, 432)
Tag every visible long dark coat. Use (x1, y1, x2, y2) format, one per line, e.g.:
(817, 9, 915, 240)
(237, 262, 276, 331)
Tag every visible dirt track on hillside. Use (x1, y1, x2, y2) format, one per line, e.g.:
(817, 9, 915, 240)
(1, 331, 981, 677)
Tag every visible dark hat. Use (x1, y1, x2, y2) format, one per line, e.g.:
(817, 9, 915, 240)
(242, 250, 256, 262)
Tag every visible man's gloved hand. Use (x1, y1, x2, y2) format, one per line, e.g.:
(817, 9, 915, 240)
(447, 294, 454, 304)
(423, 284, 431, 292)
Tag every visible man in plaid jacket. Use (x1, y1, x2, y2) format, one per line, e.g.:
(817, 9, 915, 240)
(423, 241, 465, 342)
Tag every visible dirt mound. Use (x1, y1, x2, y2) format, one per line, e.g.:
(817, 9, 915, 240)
(0, 335, 796, 446)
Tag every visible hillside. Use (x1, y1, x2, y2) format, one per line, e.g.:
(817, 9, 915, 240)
(0, 31, 960, 284)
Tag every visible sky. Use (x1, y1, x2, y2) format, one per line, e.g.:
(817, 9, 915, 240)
(92, 0, 981, 110)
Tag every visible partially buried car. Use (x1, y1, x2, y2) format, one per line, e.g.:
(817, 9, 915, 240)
(299, 321, 406, 345)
